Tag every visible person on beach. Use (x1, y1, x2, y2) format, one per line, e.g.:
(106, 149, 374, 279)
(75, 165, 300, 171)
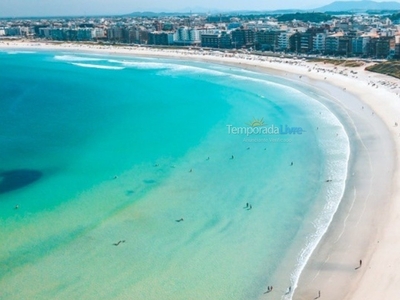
(355, 259, 362, 269)
(113, 240, 125, 246)
(285, 286, 291, 294)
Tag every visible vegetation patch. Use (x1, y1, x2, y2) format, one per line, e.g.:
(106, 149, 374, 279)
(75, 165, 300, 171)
(366, 62, 400, 79)
(308, 58, 365, 67)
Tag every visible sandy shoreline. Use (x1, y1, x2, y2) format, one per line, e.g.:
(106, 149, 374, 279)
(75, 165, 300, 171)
(2, 41, 400, 299)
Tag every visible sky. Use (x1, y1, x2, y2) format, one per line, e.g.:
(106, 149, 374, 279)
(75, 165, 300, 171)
(0, 0, 398, 18)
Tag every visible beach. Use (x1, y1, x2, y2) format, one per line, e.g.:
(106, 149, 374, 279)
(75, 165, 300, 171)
(1, 41, 400, 299)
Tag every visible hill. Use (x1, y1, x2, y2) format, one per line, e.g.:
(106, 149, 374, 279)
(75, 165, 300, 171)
(315, 0, 400, 12)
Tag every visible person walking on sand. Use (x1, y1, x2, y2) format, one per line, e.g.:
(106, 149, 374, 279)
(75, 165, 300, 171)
(355, 259, 362, 269)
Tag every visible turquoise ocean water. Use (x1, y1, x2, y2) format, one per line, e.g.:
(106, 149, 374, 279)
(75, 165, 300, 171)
(0, 50, 349, 300)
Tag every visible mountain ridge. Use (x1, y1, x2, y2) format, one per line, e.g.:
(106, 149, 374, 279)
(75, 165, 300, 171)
(315, 0, 400, 12)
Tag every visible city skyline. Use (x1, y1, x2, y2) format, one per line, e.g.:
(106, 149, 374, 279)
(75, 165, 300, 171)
(1, 0, 399, 18)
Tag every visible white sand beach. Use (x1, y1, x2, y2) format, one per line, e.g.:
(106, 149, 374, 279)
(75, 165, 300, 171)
(2, 40, 400, 299)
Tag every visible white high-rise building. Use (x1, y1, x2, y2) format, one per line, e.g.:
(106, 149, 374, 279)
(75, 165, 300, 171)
(174, 27, 201, 45)
(92, 28, 106, 39)
(278, 32, 290, 50)
(313, 32, 326, 52)
(175, 27, 189, 42)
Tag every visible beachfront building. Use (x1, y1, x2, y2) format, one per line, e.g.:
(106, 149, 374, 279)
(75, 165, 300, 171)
(289, 31, 301, 53)
(277, 31, 291, 51)
(219, 31, 232, 49)
(200, 31, 232, 49)
(38, 28, 51, 39)
(107, 26, 123, 43)
(351, 36, 363, 56)
(231, 28, 255, 49)
(255, 30, 282, 51)
(123, 27, 147, 44)
(92, 28, 106, 40)
(337, 36, 351, 56)
(325, 33, 342, 55)
(201, 33, 220, 48)
(173, 27, 201, 45)
(48, 28, 63, 40)
(394, 35, 400, 58)
(188, 29, 201, 44)
(2, 27, 22, 36)
(174, 27, 189, 43)
(366, 36, 395, 58)
(299, 32, 314, 53)
(288, 28, 315, 54)
(148, 31, 174, 45)
(351, 34, 371, 56)
(313, 32, 326, 53)
(395, 44, 400, 58)
(76, 28, 92, 41)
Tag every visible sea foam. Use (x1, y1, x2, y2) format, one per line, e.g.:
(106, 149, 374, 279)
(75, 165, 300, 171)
(70, 62, 125, 70)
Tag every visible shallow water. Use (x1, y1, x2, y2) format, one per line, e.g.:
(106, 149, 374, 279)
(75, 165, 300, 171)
(0, 51, 349, 300)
